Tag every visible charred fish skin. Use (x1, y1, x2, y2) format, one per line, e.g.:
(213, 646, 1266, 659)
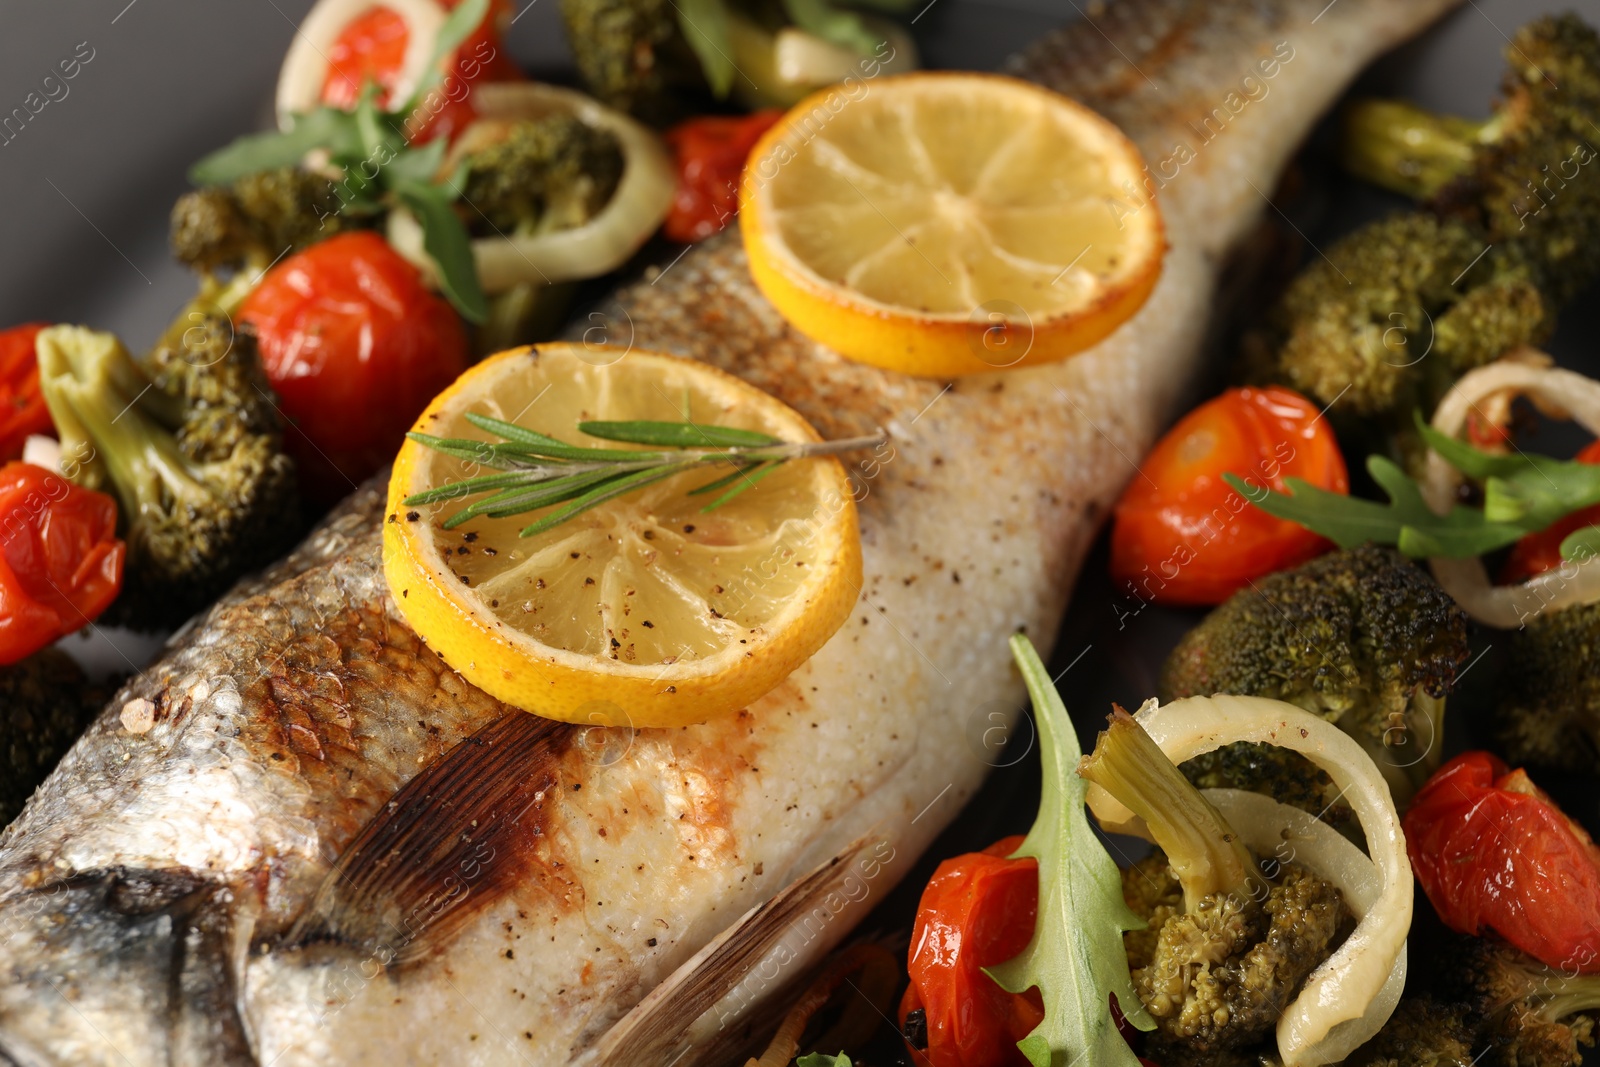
(0, 1, 1460, 1065)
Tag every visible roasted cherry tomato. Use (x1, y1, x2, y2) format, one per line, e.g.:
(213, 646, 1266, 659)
(1501, 439, 1600, 584)
(899, 837, 1045, 1067)
(239, 232, 469, 501)
(663, 110, 785, 243)
(1406, 751, 1600, 973)
(1111, 385, 1348, 606)
(0, 324, 54, 463)
(0, 461, 124, 665)
(321, 0, 522, 143)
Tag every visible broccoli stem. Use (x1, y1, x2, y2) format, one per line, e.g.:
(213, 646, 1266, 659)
(1341, 98, 1504, 200)
(39, 330, 212, 522)
(1079, 708, 1266, 912)
(1540, 978, 1600, 1024)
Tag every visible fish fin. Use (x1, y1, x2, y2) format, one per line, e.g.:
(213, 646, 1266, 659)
(288, 710, 572, 964)
(588, 834, 887, 1067)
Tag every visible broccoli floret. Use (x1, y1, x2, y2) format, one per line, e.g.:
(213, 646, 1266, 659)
(1179, 743, 1351, 828)
(0, 650, 104, 830)
(1495, 600, 1600, 773)
(1084, 711, 1346, 1057)
(1270, 15, 1600, 422)
(36, 324, 300, 630)
(170, 166, 348, 274)
(559, 0, 710, 122)
(1161, 545, 1469, 806)
(1443, 936, 1600, 1067)
(458, 116, 625, 239)
(1345, 996, 1477, 1067)
(1267, 213, 1550, 419)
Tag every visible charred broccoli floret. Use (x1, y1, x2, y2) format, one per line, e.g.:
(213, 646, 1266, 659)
(0, 650, 104, 829)
(458, 115, 625, 238)
(559, 0, 710, 122)
(1161, 545, 1469, 806)
(170, 166, 347, 275)
(1443, 936, 1600, 1067)
(1345, 996, 1477, 1067)
(1266, 15, 1600, 422)
(36, 324, 299, 630)
(1084, 711, 1346, 1058)
(1495, 600, 1600, 773)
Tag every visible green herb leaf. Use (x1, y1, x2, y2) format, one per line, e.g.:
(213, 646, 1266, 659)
(675, 0, 737, 98)
(385, 137, 449, 188)
(1223, 456, 1531, 559)
(398, 0, 492, 116)
(1412, 414, 1600, 530)
(987, 634, 1152, 1067)
(796, 1054, 853, 1067)
(782, 0, 883, 56)
(579, 420, 780, 448)
(700, 459, 782, 511)
(189, 108, 359, 186)
(393, 180, 489, 324)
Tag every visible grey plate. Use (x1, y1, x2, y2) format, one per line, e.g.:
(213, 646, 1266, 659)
(3, 0, 1599, 1014)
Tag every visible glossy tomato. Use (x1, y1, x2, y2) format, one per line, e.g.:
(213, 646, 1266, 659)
(663, 110, 784, 243)
(321, 0, 522, 143)
(1406, 751, 1600, 973)
(1111, 385, 1348, 606)
(239, 232, 468, 501)
(0, 461, 124, 664)
(1501, 439, 1600, 584)
(0, 324, 54, 462)
(899, 837, 1044, 1067)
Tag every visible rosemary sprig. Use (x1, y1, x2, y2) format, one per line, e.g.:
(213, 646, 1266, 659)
(404, 414, 885, 536)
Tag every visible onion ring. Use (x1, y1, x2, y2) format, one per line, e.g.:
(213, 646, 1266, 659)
(275, 0, 448, 128)
(1423, 356, 1600, 628)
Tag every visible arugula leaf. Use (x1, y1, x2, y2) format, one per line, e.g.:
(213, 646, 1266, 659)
(1223, 455, 1531, 560)
(393, 180, 488, 324)
(386, 137, 448, 187)
(675, 0, 736, 98)
(782, 0, 884, 56)
(189, 108, 359, 186)
(796, 1054, 852, 1067)
(1413, 414, 1600, 530)
(397, 0, 492, 116)
(1562, 524, 1600, 562)
(987, 634, 1153, 1067)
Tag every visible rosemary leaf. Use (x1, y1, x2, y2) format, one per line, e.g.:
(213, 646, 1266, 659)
(701, 460, 783, 511)
(403, 470, 551, 506)
(463, 412, 572, 449)
(686, 463, 761, 497)
(579, 420, 781, 448)
(520, 464, 694, 537)
(441, 469, 629, 529)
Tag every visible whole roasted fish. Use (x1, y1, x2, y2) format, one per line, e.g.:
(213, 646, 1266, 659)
(0, 2, 1459, 1064)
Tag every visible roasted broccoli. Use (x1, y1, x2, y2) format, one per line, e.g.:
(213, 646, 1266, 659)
(36, 323, 299, 630)
(559, 0, 710, 122)
(0, 650, 104, 829)
(1443, 935, 1600, 1067)
(1161, 545, 1470, 806)
(1495, 600, 1600, 773)
(1344, 996, 1477, 1067)
(458, 115, 625, 238)
(1083, 711, 1346, 1060)
(170, 166, 349, 275)
(1262, 15, 1600, 423)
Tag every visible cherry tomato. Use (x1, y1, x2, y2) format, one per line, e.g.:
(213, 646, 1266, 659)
(0, 461, 124, 665)
(1111, 385, 1348, 606)
(1405, 751, 1600, 973)
(663, 110, 785, 243)
(321, 0, 522, 144)
(899, 837, 1045, 1067)
(239, 232, 468, 502)
(1500, 439, 1600, 584)
(0, 324, 54, 463)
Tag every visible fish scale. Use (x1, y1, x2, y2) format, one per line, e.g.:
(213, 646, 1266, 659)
(0, 1, 1460, 1064)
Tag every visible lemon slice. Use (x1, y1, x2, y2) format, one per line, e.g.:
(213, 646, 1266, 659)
(384, 343, 863, 727)
(741, 72, 1165, 378)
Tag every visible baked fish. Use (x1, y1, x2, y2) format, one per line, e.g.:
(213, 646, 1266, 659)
(0, 1, 1459, 1064)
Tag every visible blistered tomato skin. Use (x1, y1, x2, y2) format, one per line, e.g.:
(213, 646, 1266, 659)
(1406, 750, 1600, 973)
(0, 324, 54, 462)
(663, 111, 785, 243)
(900, 837, 1045, 1067)
(0, 461, 124, 665)
(239, 232, 468, 501)
(1110, 385, 1348, 605)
